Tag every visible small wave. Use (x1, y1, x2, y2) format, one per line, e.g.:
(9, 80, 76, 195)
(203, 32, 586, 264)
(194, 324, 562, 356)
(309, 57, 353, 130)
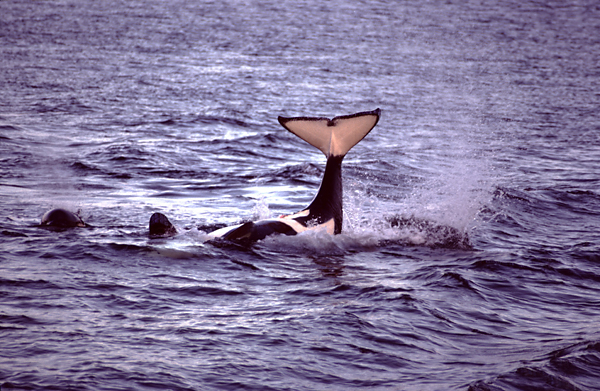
(192, 114, 252, 129)
(158, 285, 245, 297)
(70, 161, 99, 173)
(0, 314, 43, 330)
(568, 243, 600, 263)
(32, 97, 96, 115)
(126, 113, 255, 131)
(468, 340, 600, 391)
(0, 277, 62, 291)
(257, 162, 323, 185)
(1, 230, 28, 238)
(0, 124, 21, 132)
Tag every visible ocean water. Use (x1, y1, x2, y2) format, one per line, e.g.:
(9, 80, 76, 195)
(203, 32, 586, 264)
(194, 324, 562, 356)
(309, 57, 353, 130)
(1, 0, 600, 390)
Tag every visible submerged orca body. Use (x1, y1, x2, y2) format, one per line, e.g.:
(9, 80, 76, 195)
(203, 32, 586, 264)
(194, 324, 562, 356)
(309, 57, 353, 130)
(150, 109, 381, 242)
(41, 208, 85, 228)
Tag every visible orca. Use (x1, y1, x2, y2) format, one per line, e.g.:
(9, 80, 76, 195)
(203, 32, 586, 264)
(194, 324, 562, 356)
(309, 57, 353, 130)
(150, 109, 381, 242)
(41, 208, 86, 228)
(149, 212, 177, 236)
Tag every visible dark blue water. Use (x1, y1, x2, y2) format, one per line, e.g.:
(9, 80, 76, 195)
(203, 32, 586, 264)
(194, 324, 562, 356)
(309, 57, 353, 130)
(2, 0, 600, 390)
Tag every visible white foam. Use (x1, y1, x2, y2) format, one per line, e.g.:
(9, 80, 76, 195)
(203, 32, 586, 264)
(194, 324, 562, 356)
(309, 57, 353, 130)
(259, 225, 379, 256)
(341, 127, 494, 246)
(250, 196, 273, 220)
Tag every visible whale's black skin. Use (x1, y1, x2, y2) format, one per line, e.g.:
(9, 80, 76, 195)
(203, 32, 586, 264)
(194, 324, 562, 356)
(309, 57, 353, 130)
(149, 109, 381, 242)
(221, 219, 297, 242)
(294, 154, 344, 234)
(41, 208, 85, 228)
(219, 154, 345, 242)
(149, 212, 177, 236)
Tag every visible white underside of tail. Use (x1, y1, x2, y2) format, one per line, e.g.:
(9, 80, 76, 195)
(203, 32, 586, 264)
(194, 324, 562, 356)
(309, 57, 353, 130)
(278, 109, 381, 158)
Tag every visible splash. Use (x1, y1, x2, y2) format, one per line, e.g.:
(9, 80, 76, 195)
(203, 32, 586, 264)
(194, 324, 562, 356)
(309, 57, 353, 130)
(250, 196, 273, 220)
(399, 153, 491, 231)
(343, 128, 493, 249)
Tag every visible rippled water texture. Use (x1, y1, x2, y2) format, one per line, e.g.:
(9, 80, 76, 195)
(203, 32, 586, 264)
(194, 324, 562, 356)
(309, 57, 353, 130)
(1, 0, 600, 390)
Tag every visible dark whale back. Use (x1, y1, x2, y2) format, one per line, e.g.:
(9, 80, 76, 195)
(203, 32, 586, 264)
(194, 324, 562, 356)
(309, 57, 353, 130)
(149, 212, 177, 236)
(41, 208, 85, 228)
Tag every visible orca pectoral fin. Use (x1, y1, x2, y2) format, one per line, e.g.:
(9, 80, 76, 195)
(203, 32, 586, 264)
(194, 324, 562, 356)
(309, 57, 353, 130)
(278, 108, 380, 158)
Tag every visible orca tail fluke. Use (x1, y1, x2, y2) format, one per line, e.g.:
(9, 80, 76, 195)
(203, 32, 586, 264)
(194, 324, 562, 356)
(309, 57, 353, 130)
(278, 108, 381, 158)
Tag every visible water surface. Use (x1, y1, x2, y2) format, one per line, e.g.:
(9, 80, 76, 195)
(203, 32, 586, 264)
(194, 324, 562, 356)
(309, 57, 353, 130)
(1, 0, 600, 390)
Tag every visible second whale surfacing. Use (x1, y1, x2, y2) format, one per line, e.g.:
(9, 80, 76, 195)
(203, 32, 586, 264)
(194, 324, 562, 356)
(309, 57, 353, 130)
(41, 208, 86, 229)
(149, 109, 381, 242)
